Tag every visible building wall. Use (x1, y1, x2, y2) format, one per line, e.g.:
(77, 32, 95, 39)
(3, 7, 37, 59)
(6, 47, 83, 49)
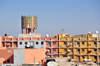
(14, 49, 25, 66)
(25, 49, 45, 63)
(0, 49, 14, 63)
(18, 40, 45, 49)
(0, 37, 2, 47)
(59, 33, 100, 63)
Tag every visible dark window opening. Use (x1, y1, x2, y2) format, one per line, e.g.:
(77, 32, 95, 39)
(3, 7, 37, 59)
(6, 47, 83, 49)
(64, 42, 67, 44)
(20, 42, 22, 45)
(77, 42, 80, 45)
(77, 49, 80, 52)
(94, 49, 97, 52)
(94, 42, 97, 44)
(10, 42, 12, 44)
(82, 49, 84, 52)
(82, 56, 84, 58)
(36, 42, 38, 45)
(7, 60, 10, 63)
(82, 42, 84, 45)
(25, 42, 27, 45)
(94, 56, 97, 59)
(41, 42, 44, 45)
(14, 42, 17, 45)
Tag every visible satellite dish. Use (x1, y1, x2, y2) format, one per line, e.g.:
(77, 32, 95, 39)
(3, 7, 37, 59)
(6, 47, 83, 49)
(46, 34, 49, 37)
(27, 45, 29, 47)
(96, 31, 98, 34)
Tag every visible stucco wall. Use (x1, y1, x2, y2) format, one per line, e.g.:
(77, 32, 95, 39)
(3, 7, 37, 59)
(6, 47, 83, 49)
(14, 49, 25, 66)
(25, 49, 45, 64)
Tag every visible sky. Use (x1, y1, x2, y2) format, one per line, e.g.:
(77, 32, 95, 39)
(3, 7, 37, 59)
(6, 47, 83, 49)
(0, 0, 100, 37)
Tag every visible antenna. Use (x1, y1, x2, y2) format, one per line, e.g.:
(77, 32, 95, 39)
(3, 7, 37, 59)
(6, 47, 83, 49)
(61, 29, 64, 33)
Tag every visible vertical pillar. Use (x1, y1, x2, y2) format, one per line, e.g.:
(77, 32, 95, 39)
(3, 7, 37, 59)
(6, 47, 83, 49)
(36, 28, 37, 33)
(26, 28, 27, 34)
(22, 29, 23, 34)
(25, 28, 26, 34)
(33, 29, 34, 34)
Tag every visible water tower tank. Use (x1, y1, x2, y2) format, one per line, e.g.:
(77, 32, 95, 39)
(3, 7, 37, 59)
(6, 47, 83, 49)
(21, 16, 38, 34)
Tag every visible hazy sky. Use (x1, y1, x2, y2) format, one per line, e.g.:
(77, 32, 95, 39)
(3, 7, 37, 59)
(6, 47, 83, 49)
(0, 0, 100, 37)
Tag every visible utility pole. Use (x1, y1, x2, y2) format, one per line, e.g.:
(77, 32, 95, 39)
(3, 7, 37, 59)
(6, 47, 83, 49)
(34, 57, 35, 66)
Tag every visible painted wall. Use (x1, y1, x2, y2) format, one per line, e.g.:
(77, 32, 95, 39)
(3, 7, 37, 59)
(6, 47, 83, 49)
(25, 48, 45, 63)
(0, 49, 14, 63)
(14, 49, 25, 66)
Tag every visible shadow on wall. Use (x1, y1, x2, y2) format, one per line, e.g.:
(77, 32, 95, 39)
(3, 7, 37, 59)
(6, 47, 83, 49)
(3, 54, 14, 64)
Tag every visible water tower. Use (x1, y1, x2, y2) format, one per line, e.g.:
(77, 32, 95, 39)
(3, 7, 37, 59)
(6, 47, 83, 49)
(21, 16, 37, 34)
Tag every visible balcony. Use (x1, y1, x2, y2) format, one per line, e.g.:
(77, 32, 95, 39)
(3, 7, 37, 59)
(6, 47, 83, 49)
(80, 38, 87, 41)
(45, 38, 51, 41)
(18, 38, 24, 40)
(98, 38, 100, 41)
(89, 38, 97, 41)
(5, 38, 12, 41)
(12, 38, 18, 41)
(39, 38, 45, 40)
(24, 38, 31, 40)
(31, 38, 39, 40)
(51, 38, 58, 41)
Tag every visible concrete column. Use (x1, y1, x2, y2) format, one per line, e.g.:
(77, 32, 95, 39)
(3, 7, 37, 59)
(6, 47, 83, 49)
(33, 29, 34, 34)
(22, 29, 23, 34)
(36, 28, 37, 33)
(25, 28, 26, 34)
(26, 28, 27, 34)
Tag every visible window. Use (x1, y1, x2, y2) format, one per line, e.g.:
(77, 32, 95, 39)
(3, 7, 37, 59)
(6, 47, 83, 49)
(20, 42, 22, 45)
(82, 49, 84, 52)
(7, 60, 10, 63)
(94, 49, 97, 52)
(77, 42, 80, 45)
(69, 49, 72, 51)
(64, 42, 67, 44)
(70, 56, 72, 59)
(81, 35, 83, 37)
(77, 49, 80, 52)
(41, 42, 44, 45)
(82, 42, 84, 45)
(53, 55, 56, 58)
(53, 42, 56, 44)
(47, 42, 51, 45)
(70, 42, 72, 44)
(36, 42, 38, 45)
(64, 49, 67, 51)
(14, 42, 17, 45)
(94, 56, 97, 59)
(98, 49, 100, 52)
(10, 42, 12, 44)
(94, 42, 97, 44)
(25, 42, 27, 45)
(53, 49, 56, 51)
(82, 56, 84, 59)
(8, 50, 11, 53)
(98, 42, 100, 45)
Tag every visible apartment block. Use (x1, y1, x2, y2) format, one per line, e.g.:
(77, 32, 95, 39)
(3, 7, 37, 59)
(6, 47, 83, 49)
(59, 33, 100, 63)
